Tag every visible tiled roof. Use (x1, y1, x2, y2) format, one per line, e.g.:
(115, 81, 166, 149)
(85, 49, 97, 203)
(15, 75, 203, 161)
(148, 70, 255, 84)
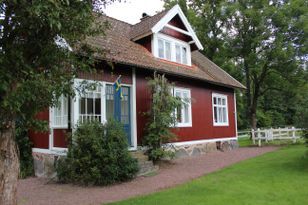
(86, 14, 245, 89)
(129, 10, 169, 40)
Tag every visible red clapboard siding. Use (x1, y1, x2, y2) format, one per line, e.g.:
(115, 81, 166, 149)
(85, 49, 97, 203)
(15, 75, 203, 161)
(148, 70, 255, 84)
(53, 129, 70, 148)
(169, 15, 187, 31)
(28, 109, 49, 149)
(136, 36, 152, 52)
(78, 63, 132, 84)
(135, 69, 236, 144)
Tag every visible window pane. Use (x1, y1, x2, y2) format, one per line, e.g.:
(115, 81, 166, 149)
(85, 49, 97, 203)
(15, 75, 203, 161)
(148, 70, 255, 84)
(214, 106, 218, 123)
(222, 98, 226, 105)
(87, 98, 93, 114)
(95, 98, 101, 114)
(184, 104, 189, 123)
(222, 107, 227, 123)
(106, 85, 114, 120)
(176, 105, 182, 123)
(217, 98, 221, 105)
(175, 45, 181, 63)
(165, 41, 171, 60)
(80, 98, 86, 114)
(158, 39, 164, 58)
(182, 47, 187, 64)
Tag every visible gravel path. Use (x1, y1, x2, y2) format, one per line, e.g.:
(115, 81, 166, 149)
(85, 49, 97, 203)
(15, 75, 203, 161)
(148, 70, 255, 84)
(17, 146, 278, 205)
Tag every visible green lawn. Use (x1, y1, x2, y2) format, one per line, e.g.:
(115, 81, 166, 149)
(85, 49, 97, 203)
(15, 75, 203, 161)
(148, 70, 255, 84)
(108, 145, 308, 205)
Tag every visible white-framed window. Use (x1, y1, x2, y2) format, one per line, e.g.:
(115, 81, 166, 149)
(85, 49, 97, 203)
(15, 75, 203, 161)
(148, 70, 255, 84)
(173, 87, 192, 127)
(158, 38, 171, 60)
(175, 44, 188, 64)
(212, 93, 229, 126)
(78, 83, 102, 123)
(153, 33, 191, 66)
(52, 95, 68, 128)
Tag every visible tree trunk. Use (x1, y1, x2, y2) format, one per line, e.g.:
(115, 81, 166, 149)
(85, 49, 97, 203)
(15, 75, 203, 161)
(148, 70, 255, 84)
(0, 122, 19, 205)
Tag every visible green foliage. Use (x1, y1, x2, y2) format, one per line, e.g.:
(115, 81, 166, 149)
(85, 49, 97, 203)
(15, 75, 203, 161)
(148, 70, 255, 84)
(0, 0, 117, 131)
(143, 73, 182, 161)
(56, 119, 138, 186)
(15, 121, 33, 179)
(294, 83, 308, 144)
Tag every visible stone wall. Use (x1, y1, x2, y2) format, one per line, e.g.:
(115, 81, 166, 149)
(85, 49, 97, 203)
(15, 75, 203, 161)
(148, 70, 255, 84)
(32, 152, 59, 178)
(170, 139, 239, 158)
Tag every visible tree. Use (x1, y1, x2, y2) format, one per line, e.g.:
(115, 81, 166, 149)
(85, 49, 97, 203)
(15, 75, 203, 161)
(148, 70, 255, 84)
(0, 1, 114, 204)
(226, 0, 307, 130)
(143, 73, 182, 161)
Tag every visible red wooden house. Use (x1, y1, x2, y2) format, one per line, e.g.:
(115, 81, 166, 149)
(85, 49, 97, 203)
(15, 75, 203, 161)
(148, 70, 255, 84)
(30, 5, 245, 169)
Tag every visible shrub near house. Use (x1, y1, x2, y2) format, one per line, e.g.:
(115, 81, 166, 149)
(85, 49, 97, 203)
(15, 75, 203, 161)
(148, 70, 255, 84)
(56, 120, 138, 186)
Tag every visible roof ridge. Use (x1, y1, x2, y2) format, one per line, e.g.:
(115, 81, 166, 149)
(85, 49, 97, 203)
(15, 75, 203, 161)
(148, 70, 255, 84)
(102, 13, 133, 26)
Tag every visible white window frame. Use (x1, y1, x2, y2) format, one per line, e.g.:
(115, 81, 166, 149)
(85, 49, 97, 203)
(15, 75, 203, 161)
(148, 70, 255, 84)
(152, 33, 192, 66)
(51, 95, 68, 129)
(73, 79, 106, 127)
(173, 87, 192, 127)
(212, 93, 229, 126)
(158, 38, 172, 60)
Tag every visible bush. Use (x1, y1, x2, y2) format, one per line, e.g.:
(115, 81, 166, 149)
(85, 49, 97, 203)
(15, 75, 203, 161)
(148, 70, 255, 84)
(56, 119, 139, 186)
(143, 73, 182, 162)
(15, 121, 34, 178)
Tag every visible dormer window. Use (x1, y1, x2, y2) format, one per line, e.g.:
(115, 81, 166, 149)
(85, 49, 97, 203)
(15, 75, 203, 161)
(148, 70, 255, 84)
(153, 33, 191, 66)
(158, 38, 171, 60)
(175, 44, 187, 64)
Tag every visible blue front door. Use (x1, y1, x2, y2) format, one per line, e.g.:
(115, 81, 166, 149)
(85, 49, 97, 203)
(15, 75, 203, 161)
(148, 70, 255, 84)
(106, 85, 132, 146)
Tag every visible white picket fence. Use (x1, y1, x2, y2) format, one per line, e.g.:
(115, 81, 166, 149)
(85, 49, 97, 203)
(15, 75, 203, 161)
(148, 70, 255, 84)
(251, 127, 302, 147)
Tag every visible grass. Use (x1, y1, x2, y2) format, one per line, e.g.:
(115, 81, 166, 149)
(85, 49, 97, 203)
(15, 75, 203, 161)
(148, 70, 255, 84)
(107, 145, 308, 205)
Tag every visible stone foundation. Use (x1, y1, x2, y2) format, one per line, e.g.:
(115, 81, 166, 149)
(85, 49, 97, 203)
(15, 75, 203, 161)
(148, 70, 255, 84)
(170, 139, 239, 158)
(32, 152, 60, 178)
(32, 139, 238, 177)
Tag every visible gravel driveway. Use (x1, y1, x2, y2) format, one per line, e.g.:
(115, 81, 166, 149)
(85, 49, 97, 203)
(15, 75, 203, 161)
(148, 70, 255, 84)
(17, 146, 278, 205)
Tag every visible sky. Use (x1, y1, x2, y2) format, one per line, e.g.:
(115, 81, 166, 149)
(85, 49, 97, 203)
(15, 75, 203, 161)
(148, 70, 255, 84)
(103, 0, 165, 24)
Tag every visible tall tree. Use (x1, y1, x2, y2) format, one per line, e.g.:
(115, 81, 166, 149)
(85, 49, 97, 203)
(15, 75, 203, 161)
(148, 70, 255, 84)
(0, 1, 113, 204)
(226, 0, 307, 130)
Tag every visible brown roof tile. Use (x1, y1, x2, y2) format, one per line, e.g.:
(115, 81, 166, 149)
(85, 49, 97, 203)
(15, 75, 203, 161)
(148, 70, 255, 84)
(129, 10, 169, 40)
(85, 14, 245, 89)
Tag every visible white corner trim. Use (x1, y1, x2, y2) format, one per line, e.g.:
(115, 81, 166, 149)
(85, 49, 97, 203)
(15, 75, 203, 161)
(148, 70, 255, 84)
(234, 91, 238, 139)
(151, 4, 204, 50)
(131, 68, 138, 150)
(167, 137, 237, 147)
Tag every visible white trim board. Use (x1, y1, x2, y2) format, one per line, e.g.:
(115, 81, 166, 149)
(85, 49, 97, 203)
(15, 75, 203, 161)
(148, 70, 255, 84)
(167, 137, 237, 147)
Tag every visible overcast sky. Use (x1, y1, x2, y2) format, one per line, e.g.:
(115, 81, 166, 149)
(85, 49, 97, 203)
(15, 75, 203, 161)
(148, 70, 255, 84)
(103, 0, 165, 24)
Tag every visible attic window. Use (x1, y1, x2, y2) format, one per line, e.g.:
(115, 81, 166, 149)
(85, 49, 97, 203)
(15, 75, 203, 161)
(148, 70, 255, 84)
(154, 33, 191, 66)
(158, 38, 171, 60)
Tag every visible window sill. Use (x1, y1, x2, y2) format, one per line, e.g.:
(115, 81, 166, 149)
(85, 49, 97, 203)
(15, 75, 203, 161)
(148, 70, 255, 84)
(175, 123, 192, 128)
(52, 126, 69, 129)
(213, 123, 229, 127)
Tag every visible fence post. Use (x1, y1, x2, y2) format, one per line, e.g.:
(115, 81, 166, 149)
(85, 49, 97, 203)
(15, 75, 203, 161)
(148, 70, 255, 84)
(270, 127, 273, 141)
(252, 129, 255, 145)
(257, 128, 261, 147)
(292, 126, 296, 143)
(278, 127, 281, 140)
(265, 130, 269, 143)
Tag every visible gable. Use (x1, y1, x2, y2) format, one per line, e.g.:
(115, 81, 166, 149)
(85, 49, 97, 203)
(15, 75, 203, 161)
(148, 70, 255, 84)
(169, 15, 187, 31)
(151, 5, 203, 50)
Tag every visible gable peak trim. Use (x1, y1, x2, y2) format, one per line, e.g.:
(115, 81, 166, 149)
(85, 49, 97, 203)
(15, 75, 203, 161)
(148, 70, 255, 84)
(151, 4, 204, 50)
